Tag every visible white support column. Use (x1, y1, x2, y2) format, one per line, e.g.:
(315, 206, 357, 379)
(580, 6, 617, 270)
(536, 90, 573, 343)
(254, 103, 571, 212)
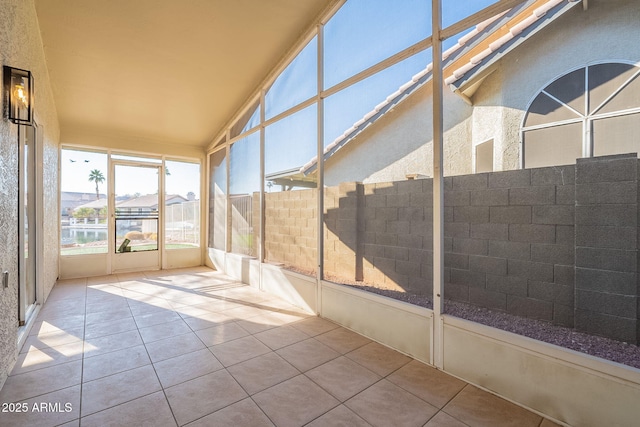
(259, 91, 266, 291)
(431, 0, 445, 370)
(316, 23, 325, 315)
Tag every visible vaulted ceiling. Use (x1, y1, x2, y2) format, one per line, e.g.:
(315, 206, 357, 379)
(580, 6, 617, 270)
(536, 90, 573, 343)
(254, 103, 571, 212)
(35, 0, 334, 149)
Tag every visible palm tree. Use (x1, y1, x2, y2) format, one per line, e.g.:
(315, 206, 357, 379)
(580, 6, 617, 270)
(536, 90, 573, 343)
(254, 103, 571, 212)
(88, 169, 105, 200)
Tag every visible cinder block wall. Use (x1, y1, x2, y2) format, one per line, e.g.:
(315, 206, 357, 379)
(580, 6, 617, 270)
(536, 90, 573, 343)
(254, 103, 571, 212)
(260, 155, 640, 343)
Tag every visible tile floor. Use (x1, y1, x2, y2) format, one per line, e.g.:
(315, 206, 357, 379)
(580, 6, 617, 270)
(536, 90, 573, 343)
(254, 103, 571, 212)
(0, 267, 561, 427)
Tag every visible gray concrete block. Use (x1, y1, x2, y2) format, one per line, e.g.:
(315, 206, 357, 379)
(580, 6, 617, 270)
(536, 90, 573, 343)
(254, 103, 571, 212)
(576, 289, 637, 319)
(398, 207, 425, 222)
(386, 220, 410, 235)
(469, 287, 507, 311)
(408, 276, 432, 296)
(396, 260, 421, 277)
(531, 243, 575, 265)
(384, 246, 409, 261)
(575, 225, 637, 250)
(488, 240, 531, 261)
(576, 155, 637, 183)
(575, 247, 637, 272)
(554, 264, 575, 286)
(486, 274, 528, 297)
(528, 281, 574, 306)
(508, 224, 556, 243)
(507, 295, 553, 321)
(530, 165, 575, 186)
(373, 182, 398, 195)
(509, 186, 555, 206)
(489, 206, 532, 224)
(444, 253, 469, 270)
(409, 248, 432, 265)
(454, 206, 490, 223)
(532, 205, 574, 225)
(470, 223, 508, 240)
(553, 304, 574, 327)
(453, 238, 488, 256)
(410, 220, 433, 238)
(488, 169, 531, 188)
(575, 181, 637, 205)
(507, 259, 554, 282)
(444, 281, 469, 302)
(450, 268, 486, 288)
(555, 185, 575, 205)
(386, 193, 411, 207)
(444, 190, 470, 207)
(470, 188, 509, 206)
(452, 173, 488, 190)
(410, 191, 431, 208)
(375, 233, 398, 246)
(397, 233, 423, 249)
(364, 244, 385, 258)
(365, 219, 386, 232)
(376, 207, 399, 221)
(575, 267, 636, 294)
(397, 179, 424, 194)
(575, 309, 637, 343)
(444, 222, 470, 238)
(365, 194, 387, 208)
(575, 205, 636, 227)
(555, 225, 575, 246)
(469, 255, 507, 275)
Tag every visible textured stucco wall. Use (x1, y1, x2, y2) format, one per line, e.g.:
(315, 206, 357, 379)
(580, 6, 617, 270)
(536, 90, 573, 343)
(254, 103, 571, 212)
(0, 0, 60, 389)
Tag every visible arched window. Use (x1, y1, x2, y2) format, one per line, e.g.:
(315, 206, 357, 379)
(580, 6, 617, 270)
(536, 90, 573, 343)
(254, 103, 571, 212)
(522, 62, 640, 168)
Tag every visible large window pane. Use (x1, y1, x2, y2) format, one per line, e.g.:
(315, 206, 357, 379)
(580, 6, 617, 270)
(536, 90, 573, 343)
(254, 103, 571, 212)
(230, 133, 260, 256)
(324, 0, 429, 88)
(265, 37, 317, 120)
(593, 113, 640, 157)
(60, 148, 108, 255)
(208, 149, 227, 250)
(524, 123, 583, 168)
(165, 160, 200, 249)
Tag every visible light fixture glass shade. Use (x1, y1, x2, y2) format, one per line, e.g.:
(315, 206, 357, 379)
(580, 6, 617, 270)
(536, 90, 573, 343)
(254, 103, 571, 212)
(3, 66, 33, 124)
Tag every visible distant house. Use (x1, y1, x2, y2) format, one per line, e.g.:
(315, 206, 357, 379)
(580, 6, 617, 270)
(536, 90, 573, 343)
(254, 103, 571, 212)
(274, 0, 640, 187)
(116, 194, 189, 215)
(61, 191, 106, 217)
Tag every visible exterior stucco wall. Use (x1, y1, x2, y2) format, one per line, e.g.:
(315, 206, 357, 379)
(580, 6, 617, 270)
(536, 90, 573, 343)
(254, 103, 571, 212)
(0, 0, 60, 388)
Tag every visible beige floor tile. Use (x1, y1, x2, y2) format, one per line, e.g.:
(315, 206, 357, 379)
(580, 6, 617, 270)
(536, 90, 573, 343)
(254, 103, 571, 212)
(29, 315, 86, 336)
(133, 309, 182, 329)
(423, 411, 469, 427)
(84, 307, 132, 326)
(194, 322, 249, 346)
(85, 298, 130, 314)
(306, 356, 381, 402)
(346, 379, 438, 427)
(36, 298, 86, 320)
(184, 397, 274, 427)
(345, 341, 412, 377)
(144, 332, 206, 363)
(254, 325, 309, 350)
(82, 329, 143, 358)
(83, 316, 138, 340)
(305, 404, 372, 427)
(234, 314, 283, 335)
(387, 360, 466, 408)
(81, 365, 161, 417)
(181, 311, 234, 331)
(224, 304, 272, 321)
(81, 391, 176, 427)
(253, 375, 339, 427)
(153, 348, 223, 388)
(276, 338, 340, 372)
(209, 336, 271, 367)
(83, 344, 151, 382)
(443, 385, 542, 427)
(290, 316, 340, 337)
(0, 385, 80, 427)
(20, 327, 84, 354)
(138, 318, 192, 343)
(228, 352, 299, 395)
(165, 370, 247, 426)
(315, 327, 371, 354)
(11, 341, 84, 375)
(0, 360, 82, 403)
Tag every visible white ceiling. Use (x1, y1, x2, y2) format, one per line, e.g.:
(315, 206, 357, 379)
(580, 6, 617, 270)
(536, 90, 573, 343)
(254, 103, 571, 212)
(35, 0, 334, 149)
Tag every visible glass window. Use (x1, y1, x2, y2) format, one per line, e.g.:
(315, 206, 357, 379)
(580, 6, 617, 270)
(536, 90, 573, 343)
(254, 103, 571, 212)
(265, 37, 317, 120)
(208, 149, 227, 250)
(324, 0, 429, 89)
(165, 160, 200, 249)
(230, 133, 260, 256)
(593, 113, 640, 157)
(524, 123, 583, 168)
(60, 148, 108, 255)
(230, 99, 261, 138)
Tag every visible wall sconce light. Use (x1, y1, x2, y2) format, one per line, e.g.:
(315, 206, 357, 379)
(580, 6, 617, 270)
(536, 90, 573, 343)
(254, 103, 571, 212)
(3, 66, 33, 125)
